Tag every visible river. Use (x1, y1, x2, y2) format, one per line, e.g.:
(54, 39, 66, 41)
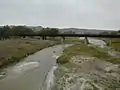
(0, 45, 67, 90)
(0, 38, 120, 90)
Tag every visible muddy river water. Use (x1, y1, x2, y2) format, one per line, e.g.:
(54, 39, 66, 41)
(0, 45, 69, 90)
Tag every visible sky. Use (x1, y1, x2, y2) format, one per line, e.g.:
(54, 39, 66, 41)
(0, 0, 120, 30)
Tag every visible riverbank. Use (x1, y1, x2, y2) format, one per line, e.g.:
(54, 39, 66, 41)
(107, 38, 120, 51)
(0, 44, 66, 90)
(103, 38, 120, 64)
(54, 43, 120, 90)
(0, 39, 58, 69)
(57, 44, 113, 64)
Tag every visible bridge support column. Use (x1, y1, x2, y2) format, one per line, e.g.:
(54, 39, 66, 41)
(44, 36, 47, 40)
(109, 39, 111, 45)
(84, 37, 89, 45)
(62, 36, 65, 40)
(42, 36, 46, 40)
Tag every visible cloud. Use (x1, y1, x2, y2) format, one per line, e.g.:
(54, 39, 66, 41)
(0, 0, 120, 29)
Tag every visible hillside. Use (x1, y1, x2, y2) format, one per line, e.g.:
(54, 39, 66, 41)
(59, 28, 115, 34)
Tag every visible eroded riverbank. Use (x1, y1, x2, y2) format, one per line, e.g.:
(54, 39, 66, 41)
(54, 55, 120, 90)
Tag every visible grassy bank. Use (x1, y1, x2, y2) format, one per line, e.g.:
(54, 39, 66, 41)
(57, 44, 111, 64)
(55, 40, 120, 90)
(107, 38, 120, 51)
(0, 39, 58, 68)
(103, 38, 120, 64)
(108, 38, 120, 63)
(63, 37, 83, 44)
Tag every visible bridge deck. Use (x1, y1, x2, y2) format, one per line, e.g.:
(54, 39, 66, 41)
(18, 34, 120, 38)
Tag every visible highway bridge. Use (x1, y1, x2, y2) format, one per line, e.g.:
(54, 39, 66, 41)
(16, 34, 120, 45)
(18, 34, 120, 38)
(13, 33, 120, 45)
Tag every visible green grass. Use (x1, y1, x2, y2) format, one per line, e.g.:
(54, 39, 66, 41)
(57, 44, 111, 64)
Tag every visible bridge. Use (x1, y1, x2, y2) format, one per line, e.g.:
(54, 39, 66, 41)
(17, 34, 120, 45)
(18, 34, 120, 38)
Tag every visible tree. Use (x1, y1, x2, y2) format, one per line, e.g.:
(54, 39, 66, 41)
(63, 31, 75, 34)
(0, 25, 59, 40)
(11, 26, 34, 36)
(0, 25, 35, 39)
(0, 26, 11, 39)
(39, 27, 59, 35)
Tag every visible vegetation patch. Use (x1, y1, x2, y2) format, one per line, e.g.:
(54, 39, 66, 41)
(63, 37, 83, 44)
(102, 38, 120, 64)
(57, 44, 111, 64)
(108, 58, 120, 64)
(0, 39, 57, 69)
(55, 43, 120, 90)
(106, 38, 120, 51)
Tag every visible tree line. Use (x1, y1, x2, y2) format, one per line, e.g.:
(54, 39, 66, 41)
(0, 25, 120, 40)
(0, 26, 60, 39)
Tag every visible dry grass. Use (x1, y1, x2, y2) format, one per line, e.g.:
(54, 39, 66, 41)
(0, 38, 57, 68)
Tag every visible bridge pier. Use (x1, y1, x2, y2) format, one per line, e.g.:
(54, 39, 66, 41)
(62, 36, 65, 40)
(84, 37, 89, 45)
(109, 39, 111, 45)
(42, 36, 47, 40)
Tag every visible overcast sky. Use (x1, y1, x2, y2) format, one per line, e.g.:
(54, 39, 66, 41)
(0, 0, 120, 30)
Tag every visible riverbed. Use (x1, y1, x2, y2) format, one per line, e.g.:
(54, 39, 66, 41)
(0, 45, 66, 90)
